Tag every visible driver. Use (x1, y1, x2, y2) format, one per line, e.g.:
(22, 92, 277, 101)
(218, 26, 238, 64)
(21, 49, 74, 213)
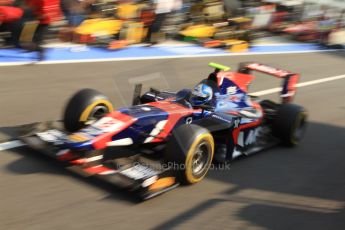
(190, 83, 213, 106)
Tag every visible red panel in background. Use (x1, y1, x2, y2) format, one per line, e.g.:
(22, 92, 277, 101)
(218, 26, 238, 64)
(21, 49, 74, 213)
(0, 6, 23, 23)
(25, 0, 62, 24)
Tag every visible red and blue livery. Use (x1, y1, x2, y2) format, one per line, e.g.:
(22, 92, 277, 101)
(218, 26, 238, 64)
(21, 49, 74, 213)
(21, 62, 307, 199)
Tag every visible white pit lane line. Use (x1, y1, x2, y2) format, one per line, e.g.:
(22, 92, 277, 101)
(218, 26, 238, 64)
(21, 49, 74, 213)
(0, 140, 26, 151)
(0, 74, 344, 152)
(251, 74, 345, 96)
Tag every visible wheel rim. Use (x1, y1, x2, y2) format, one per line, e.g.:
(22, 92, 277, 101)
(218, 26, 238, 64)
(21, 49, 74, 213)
(85, 105, 109, 124)
(192, 141, 211, 177)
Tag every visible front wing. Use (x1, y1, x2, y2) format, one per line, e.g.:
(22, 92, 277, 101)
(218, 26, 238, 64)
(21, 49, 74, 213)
(19, 122, 179, 200)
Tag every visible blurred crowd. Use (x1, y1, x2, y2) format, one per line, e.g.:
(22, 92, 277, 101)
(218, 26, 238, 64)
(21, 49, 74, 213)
(0, 0, 344, 59)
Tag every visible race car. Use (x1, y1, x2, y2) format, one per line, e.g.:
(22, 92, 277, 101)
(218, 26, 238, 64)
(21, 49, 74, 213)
(178, 17, 253, 52)
(20, 62, 307, 199)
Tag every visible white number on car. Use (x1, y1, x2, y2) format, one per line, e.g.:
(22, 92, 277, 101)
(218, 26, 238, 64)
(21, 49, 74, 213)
(120, 164, 158, 180)
(36, 129, 65, 144)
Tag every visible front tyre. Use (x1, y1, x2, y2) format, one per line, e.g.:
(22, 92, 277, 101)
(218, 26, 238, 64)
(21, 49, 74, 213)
(274, 104, 307, 146)
(164, 124, 214, 184)
(63, 88, 114, 132)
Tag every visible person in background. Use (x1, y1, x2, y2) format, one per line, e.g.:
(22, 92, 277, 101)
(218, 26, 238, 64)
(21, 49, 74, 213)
(144, 0, 179, 45)
(61, 0, 95, 27)
(24, 0, 62, 60)
(0, 1, 23, 47)
(223, 0, 241, 17)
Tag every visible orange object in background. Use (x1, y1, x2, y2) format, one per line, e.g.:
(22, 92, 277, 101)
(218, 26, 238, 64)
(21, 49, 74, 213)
(203, 39, 223, 48)
(224, 39, 248, 52)
(117, 3, 139, 20)
(108, 40, 128, 50)
(77, 34, 96, 43)
(125, 22, 145, 44)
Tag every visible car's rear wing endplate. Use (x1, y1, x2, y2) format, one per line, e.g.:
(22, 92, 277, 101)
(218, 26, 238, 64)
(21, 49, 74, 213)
(239, 62, 300, 103)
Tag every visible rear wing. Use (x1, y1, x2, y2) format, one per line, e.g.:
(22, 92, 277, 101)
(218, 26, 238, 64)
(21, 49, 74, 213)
(238, 62, 300, 103)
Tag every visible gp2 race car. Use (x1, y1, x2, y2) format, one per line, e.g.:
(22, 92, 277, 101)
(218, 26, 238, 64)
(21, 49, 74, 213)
(20, 62, 307, 199)
(179, 17, 254, 52)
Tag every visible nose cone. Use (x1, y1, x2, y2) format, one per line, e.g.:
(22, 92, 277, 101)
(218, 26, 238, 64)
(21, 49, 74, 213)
(63, 111, 137, 150)
(65, 132, 93, 150)
(68, 133, 90, 142)
(89, 111, 137, 150)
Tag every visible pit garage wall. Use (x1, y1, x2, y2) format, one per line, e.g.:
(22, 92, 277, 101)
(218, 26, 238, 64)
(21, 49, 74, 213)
(263, 0, 345, 9)
(223, 0, 241, 14)
(304, 0, 345, 9)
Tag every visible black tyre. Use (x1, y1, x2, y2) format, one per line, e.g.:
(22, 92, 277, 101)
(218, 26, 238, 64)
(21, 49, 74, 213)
(238, 62, 252, 74)
(164, 124, 214, 184)
(273, 104, 307, 146)
(63, 89, 114, 132)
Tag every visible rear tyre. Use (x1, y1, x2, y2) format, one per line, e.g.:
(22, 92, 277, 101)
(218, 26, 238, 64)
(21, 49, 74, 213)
(273, 104, 307, 146)
(164, 124, 214, 184)
(63, 89, 114, 132)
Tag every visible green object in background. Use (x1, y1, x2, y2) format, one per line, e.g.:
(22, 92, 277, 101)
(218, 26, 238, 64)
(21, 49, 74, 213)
(183, 36, 197, 41)
(209, 62, 231, 71)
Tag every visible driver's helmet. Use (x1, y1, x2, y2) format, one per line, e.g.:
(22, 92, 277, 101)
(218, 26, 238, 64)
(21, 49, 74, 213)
(190, 83, 213, 106)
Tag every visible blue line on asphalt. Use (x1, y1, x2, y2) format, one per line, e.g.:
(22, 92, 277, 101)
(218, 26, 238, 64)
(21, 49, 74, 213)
(0, 43, 335, 63)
